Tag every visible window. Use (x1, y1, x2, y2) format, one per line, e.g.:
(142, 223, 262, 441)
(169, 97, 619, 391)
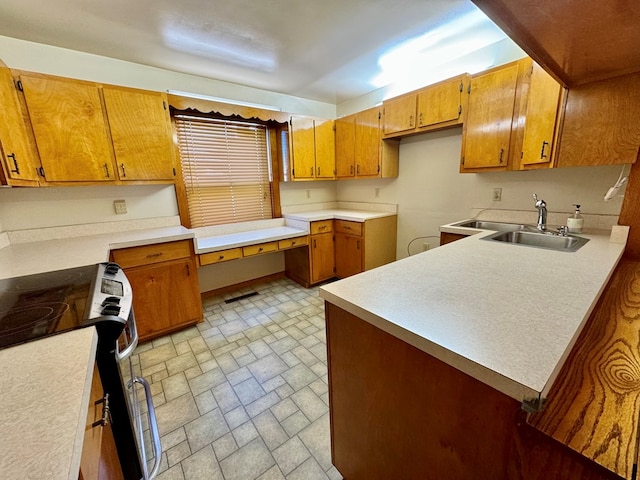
(174, 114, 274, 227)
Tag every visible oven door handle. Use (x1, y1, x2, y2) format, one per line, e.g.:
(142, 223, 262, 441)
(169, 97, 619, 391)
(116, 312, 139, 362)
(133, 376, 162, 480)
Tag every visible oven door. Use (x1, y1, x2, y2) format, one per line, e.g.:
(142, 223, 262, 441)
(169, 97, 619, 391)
(116, 311, 162, 480)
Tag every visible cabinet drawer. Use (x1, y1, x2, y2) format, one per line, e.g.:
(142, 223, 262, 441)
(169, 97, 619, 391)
(311, 220, 333, 234)
(111, 240, 191, 268)
(243, 242, 278, 256)
(199, 248, 243, 266)
(278, 236, 309, 250)
(334, 220, 362, 236)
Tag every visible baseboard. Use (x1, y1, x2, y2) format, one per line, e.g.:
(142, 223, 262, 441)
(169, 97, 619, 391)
(201, 272, 286, 299)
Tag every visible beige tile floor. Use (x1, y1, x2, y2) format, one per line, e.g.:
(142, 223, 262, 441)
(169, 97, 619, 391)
(132, 278, 343, 480)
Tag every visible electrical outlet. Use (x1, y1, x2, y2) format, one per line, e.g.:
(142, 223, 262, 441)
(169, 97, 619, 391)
(375, 187, 380, 198)
(492, 188, 502, 202)
(305, 189, 311, 199)
(113, 199, 127, 215)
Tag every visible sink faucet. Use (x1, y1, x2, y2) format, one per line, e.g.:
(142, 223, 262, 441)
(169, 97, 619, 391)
(532, 193, 547, 231)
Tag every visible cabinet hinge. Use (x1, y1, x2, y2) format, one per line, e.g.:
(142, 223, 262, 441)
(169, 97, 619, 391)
(458, 105, 462, 115)
(163, 100, 167, 110)
(461, 157, 465, 166)
(37, 166, 45, 177)
(15, 79, 23, 92)
(292, 168, 295, 176)
(378, 111, 381, 120)
(459, 81, 463, 92)
(467, 84, 471, 94)
(377, 164, 380, 173)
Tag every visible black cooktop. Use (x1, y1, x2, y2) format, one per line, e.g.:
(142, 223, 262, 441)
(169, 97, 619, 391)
(0, 264, 99, 349)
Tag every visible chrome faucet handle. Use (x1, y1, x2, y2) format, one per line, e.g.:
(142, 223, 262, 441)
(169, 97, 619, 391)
(532, 193, 546, 208)
(557, 225, 569, 236)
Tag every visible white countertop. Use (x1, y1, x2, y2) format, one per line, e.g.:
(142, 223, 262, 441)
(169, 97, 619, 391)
(283, 209, 396, 222)
(320, 228, 625, 404)
(195, 226, 308, 253)
(0, 226, 193, 280)
(0, 328, 98, 480)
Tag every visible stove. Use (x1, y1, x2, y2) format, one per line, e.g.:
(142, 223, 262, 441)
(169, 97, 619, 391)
(0, 262, 161, 479)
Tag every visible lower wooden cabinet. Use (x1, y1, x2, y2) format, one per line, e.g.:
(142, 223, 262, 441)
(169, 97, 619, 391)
(110, 240, 203, 342)
(79, 364, 124, 480)
(285, 216, 397, 286)
(439, 231, 470, 245)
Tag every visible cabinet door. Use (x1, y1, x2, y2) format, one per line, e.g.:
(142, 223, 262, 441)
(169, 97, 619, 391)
(311, 232, 335, 283)
(0, 61, 40, 185)
(383, 94, 417, 135)
(335, 115, 356, 178)
(314, 118, 336, 179)
(417, 75, 466, 128)
(520, 64, 562, 167)
(335, 234, 363, 278)
(126, 257, 202, 341)
(20, 74, 115, 182)
(355, 107, 381, 177)
(461, 64, 519, 169)
(102, 86, 176, 181)
(290, 116, 316, 179)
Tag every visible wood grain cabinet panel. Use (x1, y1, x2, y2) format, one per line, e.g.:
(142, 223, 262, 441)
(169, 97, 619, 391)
(19, 73, 115, 182)
(102, 86, 176, 181)
(289, 116, 335, 180)
(310, 231, 335, 284)
(110, 240, 202, 342)
(416, 74, 469, 130)
(383, 93, 417, 135)
(199, 248, 243, 266)
(0, 60, 41, 185)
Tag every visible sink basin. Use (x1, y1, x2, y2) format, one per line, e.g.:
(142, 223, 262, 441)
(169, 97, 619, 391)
(481, 230, 589, 252)
(452, 220, 532, 232)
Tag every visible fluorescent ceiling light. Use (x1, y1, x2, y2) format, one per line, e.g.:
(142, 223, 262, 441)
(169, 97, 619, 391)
(167, 90, 282, 112)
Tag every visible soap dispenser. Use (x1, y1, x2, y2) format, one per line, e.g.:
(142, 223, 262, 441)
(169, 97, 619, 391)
(567, 204, 584, 233)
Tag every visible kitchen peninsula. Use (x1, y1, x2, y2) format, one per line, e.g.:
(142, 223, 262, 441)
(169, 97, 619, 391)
(320, 226, 629, 479)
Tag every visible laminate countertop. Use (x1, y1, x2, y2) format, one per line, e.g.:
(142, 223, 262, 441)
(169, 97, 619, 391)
(320, 227, 626, 406)
(0, 328, 98, 480)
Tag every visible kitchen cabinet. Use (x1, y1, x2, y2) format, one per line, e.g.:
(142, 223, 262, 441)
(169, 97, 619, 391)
(102, 86, 176, 181)
(439, 231, 469, 245)
(110, 240, 202, 342)
(460, 60, 521, 170)
(334, 220, 362, 278)
(19, 72, 116, 183)
(335, 106, 399, 179)
(289, 116, 335, 180)
(460, 57, 563, 172)
(0, 60, 41, 186)
(382, 93, 417, 135)
(79, 364, 124, 480)
(416, 74, 469, 131)
(285, 216, 397, 286)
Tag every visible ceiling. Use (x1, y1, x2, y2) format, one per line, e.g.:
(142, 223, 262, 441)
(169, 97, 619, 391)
(0, 0, 519, 104)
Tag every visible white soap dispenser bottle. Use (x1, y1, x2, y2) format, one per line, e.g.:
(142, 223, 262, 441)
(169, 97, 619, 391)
(567, 204, 584, 233)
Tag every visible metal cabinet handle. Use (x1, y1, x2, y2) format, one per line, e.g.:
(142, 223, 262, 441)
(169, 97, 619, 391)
(146, 253, 163, 258)
(91, 393, 111, 428)
(310, 167, 314, 176)
(7, 153, 19, 174)
(356, 164, 360, 174)
(350, 165, 354, 175)
(120, 163, 126, 178)
(103, 163, 110, 178)
(498, 148, 504, 164)
(409, 115, 414, 127)
(540, 141, 549, 159)
(313, 239, 317, 248)
(418, 112, 423, 126)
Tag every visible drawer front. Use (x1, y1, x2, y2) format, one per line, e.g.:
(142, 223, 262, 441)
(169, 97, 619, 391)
(335, 220, 362, 236)
(199, 248, 243, 266)
(243, 242, 278, 256)
(311, 220, 333, 235)
(278, 236, 309, 250)
(111, 240, 191, 268)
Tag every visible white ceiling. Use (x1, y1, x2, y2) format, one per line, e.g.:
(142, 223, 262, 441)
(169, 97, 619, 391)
(0, 0, 518, 104)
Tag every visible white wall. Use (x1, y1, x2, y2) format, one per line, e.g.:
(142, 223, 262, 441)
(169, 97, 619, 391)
(336, 128, 627, 258)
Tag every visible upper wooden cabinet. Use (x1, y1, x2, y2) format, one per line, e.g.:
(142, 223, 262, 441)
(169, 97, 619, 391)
(102, 86, 176, 181)
(382, 74, 470, 139)
(335, 106, 399, 179)
(289, 116, 335, 180)
(19, 73, 115, 183)
(0, 61, 41, 186)
(382, 94, 417, 136)
(460, 61, 520, 170)
(460, 58, 564, 172)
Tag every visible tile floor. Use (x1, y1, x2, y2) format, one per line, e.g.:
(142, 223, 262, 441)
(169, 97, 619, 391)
(131, 277, 343, 480)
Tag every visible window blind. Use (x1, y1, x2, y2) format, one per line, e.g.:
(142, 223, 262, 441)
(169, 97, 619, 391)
(174, 114, 274, 227)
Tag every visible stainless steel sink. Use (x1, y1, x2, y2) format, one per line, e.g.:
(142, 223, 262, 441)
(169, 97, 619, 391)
(481, 230, 590, 252)
(452, 220, 533, 232)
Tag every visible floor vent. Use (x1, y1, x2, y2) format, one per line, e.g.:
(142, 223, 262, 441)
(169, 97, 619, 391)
(224, 291, 259, 304)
